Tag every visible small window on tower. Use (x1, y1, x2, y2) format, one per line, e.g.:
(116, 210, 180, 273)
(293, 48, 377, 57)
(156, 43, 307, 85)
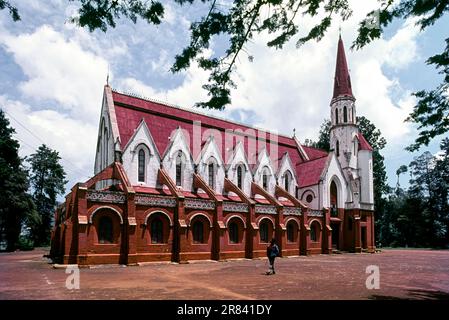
(344, 106, 348, 123)
(336, 140, 340, 157)
(335, 109, 339, 125)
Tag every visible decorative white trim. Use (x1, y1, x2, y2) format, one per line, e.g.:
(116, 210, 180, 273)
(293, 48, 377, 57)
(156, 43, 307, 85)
(283, 207, 302, 216)
(86, 190, 126, 204)
(144, 210, 173, 226)
(135, 195, 177, 207)
(255, 204, 277, 214)
(89, 206, 124, 224)
(223, 202, 249, 213)
(185, 199, 216, 210)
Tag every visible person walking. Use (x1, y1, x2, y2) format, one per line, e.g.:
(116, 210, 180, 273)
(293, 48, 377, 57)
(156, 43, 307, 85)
(266, 238, 279, 275)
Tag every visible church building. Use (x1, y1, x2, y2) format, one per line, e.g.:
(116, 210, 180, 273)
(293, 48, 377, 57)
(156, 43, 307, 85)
(50, 36, 375, 265)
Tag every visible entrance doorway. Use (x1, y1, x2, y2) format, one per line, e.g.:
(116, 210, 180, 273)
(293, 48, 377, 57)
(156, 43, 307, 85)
(361, 227, 367, 249)
(331, 222, 340, 249)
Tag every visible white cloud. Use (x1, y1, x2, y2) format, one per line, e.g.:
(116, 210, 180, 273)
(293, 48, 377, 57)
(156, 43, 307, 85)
(0, 96, 96, 189)
(0, 25, 108, 122)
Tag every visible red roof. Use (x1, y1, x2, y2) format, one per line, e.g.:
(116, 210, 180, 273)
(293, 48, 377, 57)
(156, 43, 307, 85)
(358, 133, 373, 151)
(111, 90, 332, 188)
(333, 36, 354, 100)
(296, 156, 328, 188)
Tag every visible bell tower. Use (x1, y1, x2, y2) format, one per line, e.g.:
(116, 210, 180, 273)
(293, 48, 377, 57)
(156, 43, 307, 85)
(329, 35, 359, 172)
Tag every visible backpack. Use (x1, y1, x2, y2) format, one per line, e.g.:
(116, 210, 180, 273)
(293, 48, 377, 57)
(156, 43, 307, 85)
(271, 244, 279, 258)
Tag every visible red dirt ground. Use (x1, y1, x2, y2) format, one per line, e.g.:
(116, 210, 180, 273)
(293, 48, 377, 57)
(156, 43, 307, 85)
(0, 249, 448, 300)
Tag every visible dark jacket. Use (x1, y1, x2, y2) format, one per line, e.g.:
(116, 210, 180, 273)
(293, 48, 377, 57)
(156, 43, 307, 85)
(267, 244, 279, 258)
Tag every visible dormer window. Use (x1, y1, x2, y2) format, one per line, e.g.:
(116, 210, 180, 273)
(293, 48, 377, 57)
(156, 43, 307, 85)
(262, 167, 270, 190)
(284, 170, 292, 192)
(208, 162, 215, 189)
(237, 164, 244, 190)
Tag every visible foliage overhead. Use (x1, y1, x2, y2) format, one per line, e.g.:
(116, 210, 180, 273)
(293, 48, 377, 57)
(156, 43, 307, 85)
(1, 0, 448, 148)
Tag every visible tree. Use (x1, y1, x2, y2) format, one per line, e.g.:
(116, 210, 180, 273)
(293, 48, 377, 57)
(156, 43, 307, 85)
(395, 165, 408, 192)
(0, 109, 35, 251)
(311, 119, 331, 151)
(28, 144, 67, 246)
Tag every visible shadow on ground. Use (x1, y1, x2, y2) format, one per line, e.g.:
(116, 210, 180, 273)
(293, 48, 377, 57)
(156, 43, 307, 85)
(370, 289, 449, 300)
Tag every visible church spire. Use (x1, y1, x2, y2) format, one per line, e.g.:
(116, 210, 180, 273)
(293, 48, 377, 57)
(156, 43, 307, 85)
(332, 35, 354, 100)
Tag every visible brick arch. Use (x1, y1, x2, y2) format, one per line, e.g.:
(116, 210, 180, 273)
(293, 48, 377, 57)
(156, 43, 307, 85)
(187, 212, 213, 228)
(285, 217, 301, 228)
(143, 209, 173, 226)
(88, 206, 123, 224)
(309, 219, 323, 230)
(225, 215, 246, 229)
(256, 216, 275, 228)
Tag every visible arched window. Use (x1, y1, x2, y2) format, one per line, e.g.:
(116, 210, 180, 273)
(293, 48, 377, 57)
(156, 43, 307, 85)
(103, 127, 108, 168)
(310, 222, 318, 242)
(284, 170, 292, 192)
(150, 218, 163, 243)
(208, 161, 215, 189)
(229, 221, 239, 244)
(262, 167, 269, 190)
(138, 149, 145, 182)
(344, 106, 348, 123)
(330, 180, 338, 217)
(336, 140, 340, 157)
(352, 108, 355, 123)
(175, 151, 184, 187)
(259, 221, 269, 243)
(237, 165, 243, 190)
(193, 220, 204, 243)
(98, 216, 113, 244)
(287, 222, 295, 242)
(335, 109, 339, 125)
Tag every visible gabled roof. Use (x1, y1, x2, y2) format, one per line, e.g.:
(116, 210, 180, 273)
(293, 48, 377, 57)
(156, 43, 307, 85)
(358, 133, 373, 151)
(296, 156, 328, 188)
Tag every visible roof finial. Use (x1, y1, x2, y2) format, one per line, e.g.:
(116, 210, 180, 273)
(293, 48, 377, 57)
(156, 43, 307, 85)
(106, 64, 110, 86)
(339, 25, 342, 38)
(293, 128, 296, 138)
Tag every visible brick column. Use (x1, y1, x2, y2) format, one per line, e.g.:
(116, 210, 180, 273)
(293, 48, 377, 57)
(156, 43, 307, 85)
(276, 206, 286, 257)
(213, 202, 224, 261)
(354, 216, 362, 253)
(245, 203, 255, 259)
(126, 191, 137, 265)
(301, 209, 311, 255)
(76, 185, 89, 265)
(323, 208, 333, 254)
(176, 199, 189, 263)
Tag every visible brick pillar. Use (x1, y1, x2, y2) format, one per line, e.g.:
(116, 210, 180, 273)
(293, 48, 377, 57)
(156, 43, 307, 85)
(245, 203, 255, 259)
(213, 202, 224, 261)
(76, 185, 89, 265)
(176, 199, 189, 263)
(276, 206, 285, 257)
(354, 216, 362, 253)
(301, 209, 311, 255)
(126, 192, 137, 265)
(323, 208, 332, 254)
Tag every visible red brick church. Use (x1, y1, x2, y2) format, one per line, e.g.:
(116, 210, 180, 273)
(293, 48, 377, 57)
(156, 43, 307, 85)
(50, 36, 375, 265)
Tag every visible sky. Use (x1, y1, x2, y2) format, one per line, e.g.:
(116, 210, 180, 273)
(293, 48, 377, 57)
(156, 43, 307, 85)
(0, 0, 448, 195)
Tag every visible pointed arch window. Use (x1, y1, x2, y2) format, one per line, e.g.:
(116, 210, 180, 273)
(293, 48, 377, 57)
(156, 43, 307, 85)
(310, 223, 318, 242)
(344, 106, 348, 123)
(335, 109, 339, 125)
(336, 140, 340, 157)
(208, 160, 216, 189)
(352, 108, 355, 124)
(138, 149, 145, 182)
(175, 151, 184, 187)
(237, 165, 244, 190)
(284, 170, 292, 192)
(103, 127, 108, 168)
(262, 167, 270, 190)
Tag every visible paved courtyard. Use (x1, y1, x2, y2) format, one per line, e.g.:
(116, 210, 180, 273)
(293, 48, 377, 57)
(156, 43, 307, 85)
(0, 249, 448, 300)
